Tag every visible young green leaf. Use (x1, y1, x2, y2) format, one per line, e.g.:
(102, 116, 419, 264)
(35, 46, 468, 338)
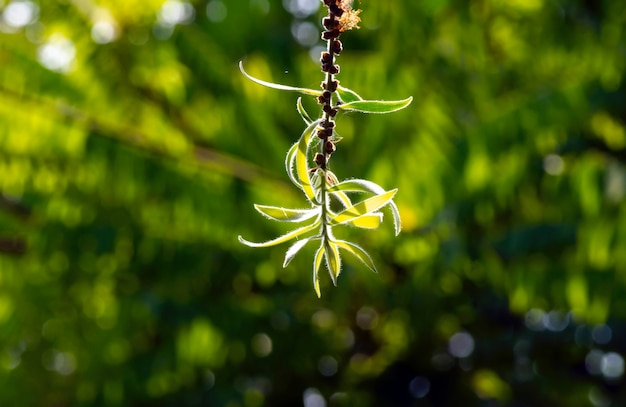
(348, 213, 383, 229)
(295, 119, 322, 203)
(325, 171, 352, 208)
(328, 179, 402, 235)
(337, 97, 413, 114)
(239, 61, 323, 96)
(336, 85, 363, 104)
(327, 178, 386, 194)
(333, 239, 378, 273)
(330, 189, 398, 226)
(313, 245, 325, 297)
(283, 236, 317, 267)
(330, 190, 353, 208)
(238, 220, 320, 247)
(254, 204, 318, 222)
(296, 97, 314, 125)
(285, 141, 301, 188)
(324, 240, 342, 285)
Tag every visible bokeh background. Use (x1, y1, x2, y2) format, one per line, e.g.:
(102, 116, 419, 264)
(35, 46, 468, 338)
(1, 0, 625, 405)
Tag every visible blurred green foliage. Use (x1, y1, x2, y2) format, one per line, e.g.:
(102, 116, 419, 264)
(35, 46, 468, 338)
(0, 0, 625, 406)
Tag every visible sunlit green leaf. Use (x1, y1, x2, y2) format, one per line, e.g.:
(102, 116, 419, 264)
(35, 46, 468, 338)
(333, 239, 378, 273)
(238, 220, 320, 247)
(296, 97, 314, 124)
(330, 189, 398, 226)
(327, 178, 385, 194)
(330, 190, 352, 208)
(283, 236, 318, 267)
(329, 179, 402, 235)
(337, 97, 413, 114)
(348, 213, 383, 229)
(254, 204, 318, 222)
(285, 141, 301, 188)
(296, 119, 322, 202)
(313, 245, 325, 297)
(324, 171, 351, 208)
(239, 61, 323, 96)
(336, 85, 363, 104)
(324, 240, 341, 285)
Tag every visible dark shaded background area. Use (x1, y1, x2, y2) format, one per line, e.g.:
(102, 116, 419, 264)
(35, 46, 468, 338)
(0, 0, 625, 405)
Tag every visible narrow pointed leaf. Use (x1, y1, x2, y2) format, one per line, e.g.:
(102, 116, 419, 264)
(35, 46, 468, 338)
(337, 97, 413, 114)
(336, 85, 363, 104)
(296, 119, 322, 202)
(296, 97, 314, 125)
(285, 141, 301, 187)
(328, 179, 402, 235)
(313, 245, 325, 297)
(330, 190, 352, 208)
(330, 189, 398, 226)
(334, 240, 378, 273)
(327, 178, 386, 194)
(326, 171, 352, 208)
(238, 220, 320, 247)
(254, 204, 318, 222)
(348, 213, 383, 229)
(283, 236, 317, 267)
(324, 240, 341, 285)
(239, 61, 322, 96)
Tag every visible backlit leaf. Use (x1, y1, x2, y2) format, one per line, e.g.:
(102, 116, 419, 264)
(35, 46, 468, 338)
(285, 141, 301, 188)
(324, 240, 341, 285)
(330, 189, 398, 226)
(283, 236, 317, 267)
(296, 97, 314, 124)
(333, 239, 378, 273)
(238, 220, 320, 247)
(296, 119, 322, 202)
(329, 179, 402, 235)
(348, 213, 383, 229)
(336, 85, 363, 104)
(254, 204, 318, 222)
(239, 61, 323, 96)
(337, 97, 413, 114)
(330, 190, 352, 208)
(313, 245, 325, 297)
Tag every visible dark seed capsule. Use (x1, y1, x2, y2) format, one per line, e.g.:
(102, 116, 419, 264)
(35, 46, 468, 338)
(322, 29, 340, 40)
(322, 17, 338, 30)
(324, 141, 336, 154)
(317, 91, 330, 104)
(323, 105, 338, 117)
(329, 5, 343, 16)
(326, 80, 338, 92)
(317, 127, 332, 139)
(314, 153, 326, 166)
(331, 40, 343, 54)
(322, 120, 335, 129)
(328, 64, 340, 75)
(320, 52, 333, 64)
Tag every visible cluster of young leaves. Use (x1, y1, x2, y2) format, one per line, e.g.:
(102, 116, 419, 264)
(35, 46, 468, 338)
(238, 62, 412, 296)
